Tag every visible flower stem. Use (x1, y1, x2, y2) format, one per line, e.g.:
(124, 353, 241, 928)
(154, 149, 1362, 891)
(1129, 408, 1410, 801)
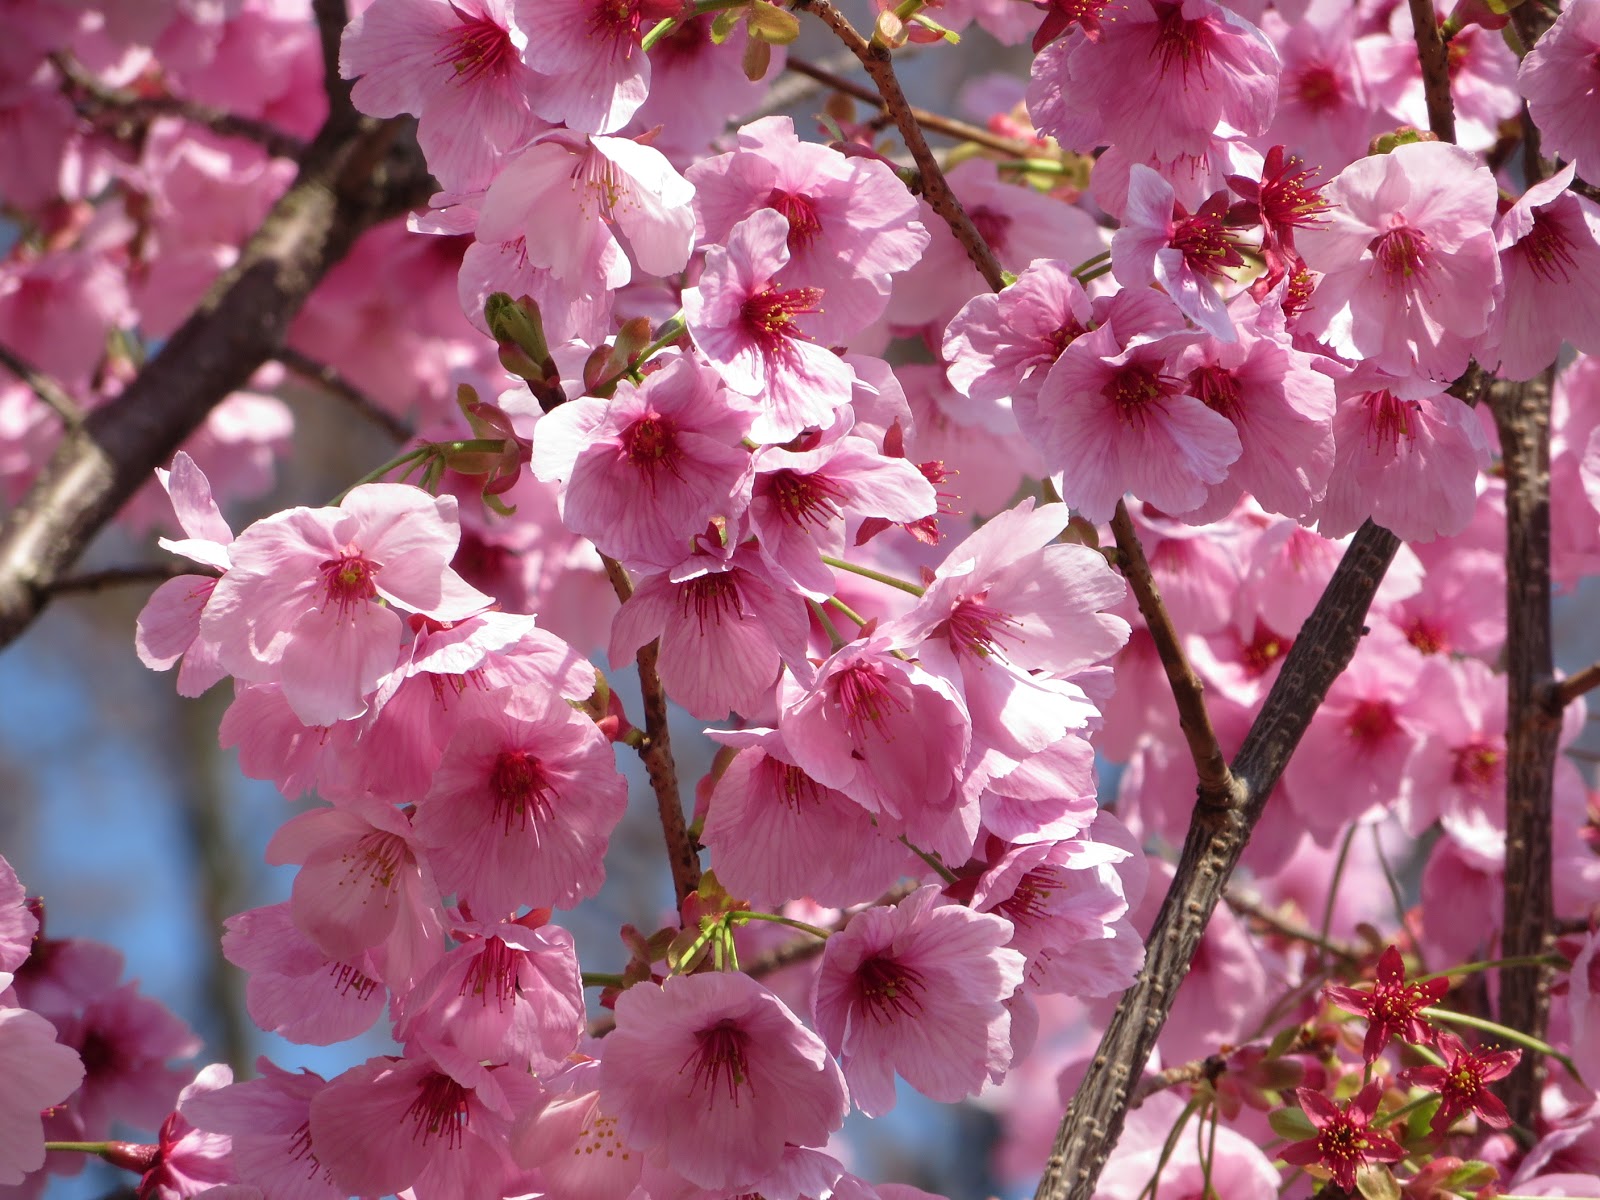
(818, 554, 925, 596)
(898, 835, 957, 884)
(738, 910, 834, 940)
(1411, 953, 1568, 986)
(1419, 1007, 1582, 1081)
(581, 972, 626, 988)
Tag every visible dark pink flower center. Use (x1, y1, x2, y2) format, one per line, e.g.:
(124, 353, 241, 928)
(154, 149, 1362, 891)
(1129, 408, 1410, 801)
(1344, 698, 1400, 747)
(1151, 2, 1219, 76)
(856, 954, 927, 1022)
(1404, 617, 1447, 654)
(622, 412, 684, 490)
(686, 1018, 754, 1102)
(1520, 208, 1580, 283)
(1257, 152, 1331, 231)
(587, 0, 670, 53)
(351, 830, 407, 893)
(767, 189, 824, 252)
(441, 5, 518, 83)
(1444, 1056, 1486, 1101)
(678, 573, 741, 633)
(740, 284, 825, 352)
(774, 761, 824, 811)
(1372, 225, 1431, 280)
(1293, 63, 1344, 112)
(1362, 390, 1418, 455)
(1045, 318, 1089, 360)
(944, 597, 1023, 659)
(767, 468, 846, 529)
(1313, 1115, 1374, 1176)
(405, 1073, 471, 1149)
(1451, 740, 1502, 791)
(318, 553, 380, 619)
(489, 749, 555, 832)
(832, 662, 910, 742)
(1103, 362, 1183, 425)
(1189, 364, 1242, 419)
(1171, 210, 1243, 279)
(1241, 624, 1290, 677)
(461, 937, 521, 1010)
(999, 866, 1066, 926)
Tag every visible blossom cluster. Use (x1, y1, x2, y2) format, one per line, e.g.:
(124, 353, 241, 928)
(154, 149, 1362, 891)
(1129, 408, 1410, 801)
(4, 0, 1600, 1197)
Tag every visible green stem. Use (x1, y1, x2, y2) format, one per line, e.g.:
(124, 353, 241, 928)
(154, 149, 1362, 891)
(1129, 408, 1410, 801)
(581, 972, 626, 988)
(809, 598, 847, 651)
(899, 835, 957, 884)
(825, 595, 870, 627)
(640, 0, 745, 51)
(593, 313, 688, 391)
(1420, 1007, 1583, 1080)
(997, 159, 1071, 174)
(1411, 954, 1568, 986)
(1379, 1093, 1437, 1127)
(1072, 249, 1112, 276)
(44, 1143, 114, 1155)
(1075, 262, 1114, 285)
(737, 910, 833, 939)
(1316, 822, 1358, 969)
(1371, 825, 1420, 972)
(818, 554, 925, 596)
(1139, 1097, 1201, 1200)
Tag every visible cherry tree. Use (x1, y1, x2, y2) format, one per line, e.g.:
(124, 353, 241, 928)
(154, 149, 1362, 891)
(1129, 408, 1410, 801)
(2, 0, 1600, 1198)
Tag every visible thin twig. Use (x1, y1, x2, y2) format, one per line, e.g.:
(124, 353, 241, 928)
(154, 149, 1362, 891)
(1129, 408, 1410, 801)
(1129, 1054, 1228, 1108)
(1407, 0, 1456, 144)
(1490, 367, 1562, 1127)
(1034, 520, 1401, 1200)
(1555, 662, 1600, 710)
(743, 881, 920, 978)
(0, 341, 84, 427)
(1224, 886, 1363, 966)
(1109, 502, 1237, 803)
(48, 563, 202, 594)
(601, 556, 700, 911)
(784, 55, 1045, 159)
(51, 52, 307, 159)
(276, 345, 412, 441)
(790, 0, 1006, 292)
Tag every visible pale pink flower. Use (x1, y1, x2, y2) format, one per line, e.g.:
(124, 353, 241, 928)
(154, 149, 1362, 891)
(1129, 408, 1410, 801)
(0, 1005, 84, 1185)
(1402, 655, 1508, 838)
(510, 1060, 643, 1200)
(117, 1063, 238, 1200)
(1317, 366, 1491, 543)
(812, 885, 1024, 1116)
(202, 484, 491, 725)
(1569, 932, 1600, 1090)
(700, 736, 914, 909)
(520, 0, 677, 134)
(1296, 141, 1501, 381)
(0, 854, 34, 975)
(626, 16, 772, 166)
(475, 132, 695, 293)
(685, 208, 858, 443)
(411, 686, 628, 915)
(1520, 0, 1600, 186)
(339, 0, 548, 190)
(597, 971, 849, 1191)
(532, 353, 753, 572)
(221, 902, 386, 1047)
(309, 1051, 534, 1200)
(392, 916, 583, 1073)
(264, 796, 445, 989)
(1017, 312, 1242, 523)
(610, 544, 809, 721)
(689, 116, 929, 345)
(1255, 2, 1376, 176)
(1479, 164, 1600, 382)
(1361, 4, 1518, 154)
(1095, 1098, 1281, 1200)
(1027, 0, 1280, 163)
(181, 1059, 341, 1200)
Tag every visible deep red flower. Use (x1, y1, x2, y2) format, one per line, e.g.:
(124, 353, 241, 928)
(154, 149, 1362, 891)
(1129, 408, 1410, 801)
(1325, 945, 1448, 1063)
(1399, 1032, 1520, 1135)
(1281, 1083, 1406, 1193)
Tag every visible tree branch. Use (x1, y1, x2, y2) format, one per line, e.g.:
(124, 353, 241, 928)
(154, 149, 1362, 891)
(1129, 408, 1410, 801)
(1554, 662, 1600, 709)
(0, 62, 432, 650)
(0, 340, 83, 427)
(790, 0, 1006, 292)
(1224, 885, 1364, 966)
(1034, 520, 1400, 1200)
(1407, 0, 1456, 144)
(1109, 502, 1237, 802)
(783, 55, 1046, 160)
(1490, 368, 1562, 1127)
(601, 555, 700, 911)
(276, 345, 411, 441)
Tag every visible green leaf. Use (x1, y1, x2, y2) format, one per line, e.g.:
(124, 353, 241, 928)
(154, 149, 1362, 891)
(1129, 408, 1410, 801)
(747, 0, 800, 44)
(1268, 1106, 1316, 1141)
(1355, 1164, 1401, 1200)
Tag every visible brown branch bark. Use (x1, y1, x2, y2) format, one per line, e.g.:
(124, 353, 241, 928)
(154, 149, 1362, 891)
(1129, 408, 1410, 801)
(1555, 661, 1600, 709)
(0, 7, 431, 652)
(1407, 0, 1456, 144)
(601, 556, 701, 911)
(1490, 369, 1562, 1127)
(1034, 520, 1400, 1200)
(790, 0, 1007, 292)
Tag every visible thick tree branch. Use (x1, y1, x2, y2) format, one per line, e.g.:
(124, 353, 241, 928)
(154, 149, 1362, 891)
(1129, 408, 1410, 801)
(1034, 520, 1400, 1200)
(791, 0, 1007, 292)
(0, 41, 431, 650)
(1490, 368, 1562, 1127)
(1110, 502, 1237, 802)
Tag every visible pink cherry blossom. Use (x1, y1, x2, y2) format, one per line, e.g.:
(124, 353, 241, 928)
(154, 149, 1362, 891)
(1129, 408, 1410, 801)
(339, 0, 548, 191)
(531, 353, 753, 572)
(411, 685, 628, 915)
(0, 1005, 85, 1186)
(688, 115, 929, 345)
(684, 208, 858, 443)
(813, 885, 1024, 1116)
(1112, 167, 1244, 341)
(117, 1063, 238, 1200)
(519, 0, 677, 134)
(0, 854, 35, 976)
(1255, 2, 1376, 176)
(181, 1059, 342, 1200)
(597, 971, 849, 1191)
(202, 483, 491, 725)
(510, 1060, 643, 1200)
(1520, 0, 1600, 187)
(1296, 141, 1501, 382)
